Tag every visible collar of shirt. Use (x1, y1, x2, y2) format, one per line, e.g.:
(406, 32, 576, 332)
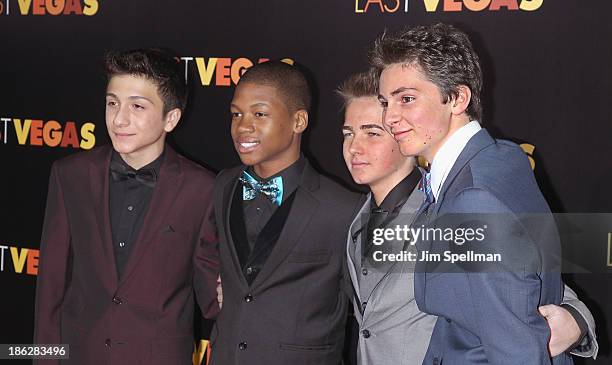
(246, 156, 305, 203)
(429, 120, 481, 201)
(111, 148, 165, 180)
(370, 167, 422, 213)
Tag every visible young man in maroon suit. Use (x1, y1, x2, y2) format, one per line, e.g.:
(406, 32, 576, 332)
(34, 48, 219, 365)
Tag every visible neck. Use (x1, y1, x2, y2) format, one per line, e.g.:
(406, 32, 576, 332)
(253, 150, 301, 179)
(120, 144, 164, 170)
(425, 115, 471, 163)
(252, 136, 301, 178)
(370, 165, 415, 206)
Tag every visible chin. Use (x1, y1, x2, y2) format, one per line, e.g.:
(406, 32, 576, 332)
(237, 154, 261, 167)
(351, 174, 370, 186)
(399, 145, 420, 158)
(111, 142, 138, 155)
(110, 142, 130, 153)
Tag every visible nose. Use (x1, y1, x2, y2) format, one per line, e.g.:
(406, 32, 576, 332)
(111, 104, 130, 128)
(382, 103, 400, 132)
(235, 115, 255, 133)
(348, 134, 364, 156)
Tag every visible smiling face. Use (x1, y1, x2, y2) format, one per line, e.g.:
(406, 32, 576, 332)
(230, 82, 307, 178)
(379, 63, 470, 163)
(105, 74, 180, 169)
(342, 96, 415, 200)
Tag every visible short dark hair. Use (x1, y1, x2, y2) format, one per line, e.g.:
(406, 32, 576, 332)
(105, 48, 187, 114)
(238, 60, 311, 113)
(370, 23, 482, 121)
(336, 69, 379, 109)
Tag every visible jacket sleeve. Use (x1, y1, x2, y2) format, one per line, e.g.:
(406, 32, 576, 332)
(562, 284, 599, 359)
(33, 162, 72, 365)
(193, 188, 221, 320)
(447, 188, 558, 365)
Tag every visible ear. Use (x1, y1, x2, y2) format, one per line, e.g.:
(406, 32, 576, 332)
(450, 85, 471, 117)
(292, 109, 308, 134)
(163, 108, 182, 133)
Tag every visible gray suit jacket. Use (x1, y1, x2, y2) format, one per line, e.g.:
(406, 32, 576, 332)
(563, 286, 599, 358)
(347, 186, 436, 365)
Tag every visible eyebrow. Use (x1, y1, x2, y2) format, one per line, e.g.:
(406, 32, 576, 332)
(390, 87, 417, 96)
(360, 124, 385, 131)
(342, 124, 385, 132)
(106, 93, 154, 104)
(230, 102, 270, 109)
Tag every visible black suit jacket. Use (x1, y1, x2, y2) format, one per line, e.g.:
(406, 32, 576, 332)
(34, 145, 220, 365)
(210, 161, 362, 365)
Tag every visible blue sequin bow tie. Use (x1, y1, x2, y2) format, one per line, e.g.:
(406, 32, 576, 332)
(239, 171, 284, 206)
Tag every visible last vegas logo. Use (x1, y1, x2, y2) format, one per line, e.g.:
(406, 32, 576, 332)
(0, 0, 99, 16)
(354, 0, 543, 13)
(1, 117, 96, 149)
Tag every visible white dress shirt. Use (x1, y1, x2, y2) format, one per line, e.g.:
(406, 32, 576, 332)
(429, 121, 481, 201)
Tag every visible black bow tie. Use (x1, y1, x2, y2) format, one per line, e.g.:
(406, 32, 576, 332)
(110, 160, 157, 188)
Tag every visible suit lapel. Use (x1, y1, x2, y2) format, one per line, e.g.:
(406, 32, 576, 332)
(90, 146, 118, 287)
(245, 191, 297, 269)
(222, 167, 250, 288)
(362, 186, 423, 322)
(118, 146, 183, 286)
(416, 129, 495, 310)
(436, 129, 494, 207)
(346, 195, 371, 303)
(249, 162, 320, 290)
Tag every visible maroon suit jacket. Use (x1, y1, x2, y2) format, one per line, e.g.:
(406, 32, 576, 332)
(34, 144, 219, 365)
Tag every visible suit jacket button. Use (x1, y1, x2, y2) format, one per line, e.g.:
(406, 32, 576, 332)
(238, 342, 247, 350)
(112, 296, 122, 305)
(244, 294, 253, 303)
(105, 339, 111, 347)
(362, 329, 371, 338)
(361, 267, 368, 275)
(445, 317, 451, 323)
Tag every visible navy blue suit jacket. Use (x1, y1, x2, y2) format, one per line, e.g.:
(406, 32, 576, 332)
(414, 129, 572, 365)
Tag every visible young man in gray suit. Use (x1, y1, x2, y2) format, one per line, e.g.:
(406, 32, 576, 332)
(374, 23, 592, 364)
(339, 70, 598, 364)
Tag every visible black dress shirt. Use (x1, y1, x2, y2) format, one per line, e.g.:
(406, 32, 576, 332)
(242, 157, 305, 249)
(362, 167, 422, 261)
(109, 151, 163, 278)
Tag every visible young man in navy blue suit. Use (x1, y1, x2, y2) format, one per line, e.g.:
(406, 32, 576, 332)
(375, 24, 594, 364)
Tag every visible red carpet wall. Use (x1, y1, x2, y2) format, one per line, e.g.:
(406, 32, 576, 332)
(1, 1, 610, 364)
